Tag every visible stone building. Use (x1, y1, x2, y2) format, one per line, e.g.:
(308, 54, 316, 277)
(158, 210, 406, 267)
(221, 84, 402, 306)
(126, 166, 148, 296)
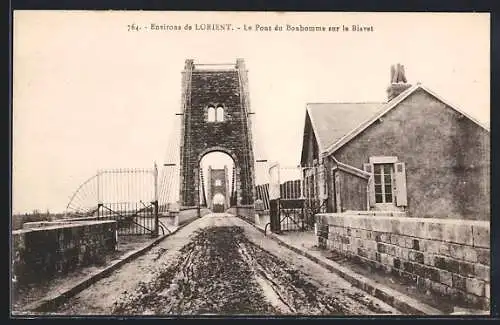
(300, 64, 490, 221)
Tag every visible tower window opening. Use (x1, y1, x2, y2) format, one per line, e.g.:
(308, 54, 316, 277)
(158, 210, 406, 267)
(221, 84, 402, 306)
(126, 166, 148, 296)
(216, 105, 224, 122)
(207, 105, 216, 122)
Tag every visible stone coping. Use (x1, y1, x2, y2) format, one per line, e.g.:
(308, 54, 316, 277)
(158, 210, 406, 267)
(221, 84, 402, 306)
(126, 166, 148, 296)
(316, 213, 489, 227)
(13, 220, 116, 235)
(344, 210, 407, 216)
(179, 206, 200, 211)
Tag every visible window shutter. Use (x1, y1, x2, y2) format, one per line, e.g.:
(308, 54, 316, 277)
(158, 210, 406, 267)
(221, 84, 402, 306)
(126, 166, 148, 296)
(363, 163, 376, 208)
(394, 162, 407, 207)
(334, 172, 342, 212)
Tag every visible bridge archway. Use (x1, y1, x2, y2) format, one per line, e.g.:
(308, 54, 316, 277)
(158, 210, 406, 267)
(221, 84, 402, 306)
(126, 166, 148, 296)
(178, 59, 256, 209)
(199, 150, 234, 211)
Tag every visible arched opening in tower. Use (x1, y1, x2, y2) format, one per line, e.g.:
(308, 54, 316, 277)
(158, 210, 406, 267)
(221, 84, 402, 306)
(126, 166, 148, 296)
(212, 193, 225, 213)
(199, 151, 235, 212)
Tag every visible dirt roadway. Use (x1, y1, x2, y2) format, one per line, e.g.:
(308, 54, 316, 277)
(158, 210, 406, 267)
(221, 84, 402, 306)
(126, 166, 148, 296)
(50, 214, 401, 316)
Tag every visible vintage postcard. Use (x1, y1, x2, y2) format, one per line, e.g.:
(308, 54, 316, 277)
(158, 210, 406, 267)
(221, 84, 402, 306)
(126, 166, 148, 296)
(11, 11, 490, 316)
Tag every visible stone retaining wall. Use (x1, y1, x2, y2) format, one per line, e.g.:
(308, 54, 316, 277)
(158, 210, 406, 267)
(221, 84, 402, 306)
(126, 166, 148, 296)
(315, 212, 490, 310)
(12, 220, 117, 286)
(177, 207, 211, 225)
(227, 206, 255, 223)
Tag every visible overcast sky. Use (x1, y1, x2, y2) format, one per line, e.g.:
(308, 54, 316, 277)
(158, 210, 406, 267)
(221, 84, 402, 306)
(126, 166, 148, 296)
(13, 11, 490, 214)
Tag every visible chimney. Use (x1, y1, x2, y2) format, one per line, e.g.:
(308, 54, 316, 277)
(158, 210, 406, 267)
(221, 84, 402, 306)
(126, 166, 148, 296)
(386, 63, 411, 101)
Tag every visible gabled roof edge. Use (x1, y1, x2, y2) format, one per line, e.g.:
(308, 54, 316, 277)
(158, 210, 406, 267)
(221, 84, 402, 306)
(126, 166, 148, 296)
(305, 104, 326, 152)
(324, 83, 490, 157)
(323, 84, 419, 156)
(300, 107, 315, 166)
(419, 84, 490, 132)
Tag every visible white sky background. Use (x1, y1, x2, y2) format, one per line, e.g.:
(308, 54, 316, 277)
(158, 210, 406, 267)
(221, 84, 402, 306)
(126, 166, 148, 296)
(13, 11, 490, 214)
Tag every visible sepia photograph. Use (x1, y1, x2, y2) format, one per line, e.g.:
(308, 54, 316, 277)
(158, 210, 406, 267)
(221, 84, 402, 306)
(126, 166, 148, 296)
(11, 11, 490, 317)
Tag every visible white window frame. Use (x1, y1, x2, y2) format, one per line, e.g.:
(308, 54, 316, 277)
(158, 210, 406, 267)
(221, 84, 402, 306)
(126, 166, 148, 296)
(364, 156, 407, 211)
(369, 156, 398, 164)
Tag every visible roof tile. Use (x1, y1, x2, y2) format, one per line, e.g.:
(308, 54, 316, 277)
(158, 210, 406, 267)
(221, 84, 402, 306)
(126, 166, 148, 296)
(306, 102, 384, 152)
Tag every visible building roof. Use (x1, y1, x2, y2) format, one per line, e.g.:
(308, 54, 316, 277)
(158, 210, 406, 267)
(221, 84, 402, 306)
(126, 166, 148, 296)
(305, 102, 384, 153)
(301, 83, 489, 163)
(323, 83, 490, 156)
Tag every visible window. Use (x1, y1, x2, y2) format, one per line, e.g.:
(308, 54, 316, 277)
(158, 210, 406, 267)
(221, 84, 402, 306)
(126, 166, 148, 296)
(363, 156, 407, 209)
(207, 105, 216, 122)
(216, 105, 224, 122)
(207, 104, 225, 122)
(374, 163, 394, 203)
(215, 179, 221, 186)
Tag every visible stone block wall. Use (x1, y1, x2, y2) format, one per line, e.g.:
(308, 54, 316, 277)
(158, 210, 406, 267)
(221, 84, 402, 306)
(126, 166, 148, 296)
(227, 205, 255, 223)
(316, 213, 490, 310)
(12, 220, 117, 286)
(177, 207, 211, 225)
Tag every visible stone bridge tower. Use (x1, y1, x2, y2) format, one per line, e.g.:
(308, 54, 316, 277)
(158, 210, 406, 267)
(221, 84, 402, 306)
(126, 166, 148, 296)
(206, 166, 231, 211)
(179, 59, 256, 210)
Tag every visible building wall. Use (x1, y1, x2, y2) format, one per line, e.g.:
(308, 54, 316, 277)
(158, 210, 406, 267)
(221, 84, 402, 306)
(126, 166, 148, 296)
(334, 169, 368, 212)
(179, 64, 255, 207)
(316, 213, 490, 311)
(333, 89, 490, 220)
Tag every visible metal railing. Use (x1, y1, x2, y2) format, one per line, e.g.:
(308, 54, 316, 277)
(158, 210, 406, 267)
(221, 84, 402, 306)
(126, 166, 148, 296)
(65, 165, 160, 236)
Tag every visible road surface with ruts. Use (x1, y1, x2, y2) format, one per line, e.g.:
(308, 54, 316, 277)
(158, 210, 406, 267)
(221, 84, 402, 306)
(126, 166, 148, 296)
(51, 214, 401, 316)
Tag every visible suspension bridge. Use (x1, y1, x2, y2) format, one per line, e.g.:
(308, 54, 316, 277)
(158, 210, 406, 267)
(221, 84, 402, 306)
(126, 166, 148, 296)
(64, 59, 325, 237)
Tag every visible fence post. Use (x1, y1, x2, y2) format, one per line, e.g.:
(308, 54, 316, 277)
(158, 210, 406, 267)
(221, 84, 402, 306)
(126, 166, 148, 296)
(153, 200, 159, 237)
(96, 170, 101, 205)
(270, 199, 281, 233)
(269, 163, 281, 233)
(153, 163, 159, 237)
